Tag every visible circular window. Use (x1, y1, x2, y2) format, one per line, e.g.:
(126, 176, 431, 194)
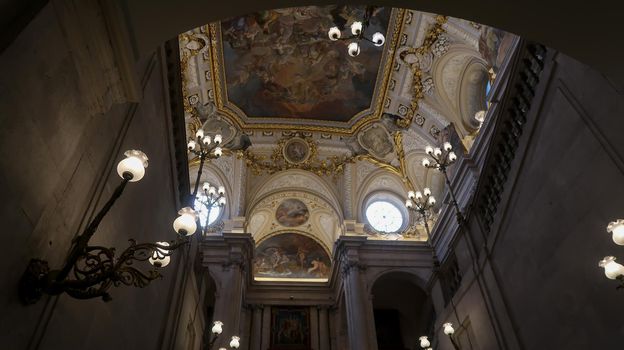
(194, 197, 222, 227)
(365, 201, 404, 233)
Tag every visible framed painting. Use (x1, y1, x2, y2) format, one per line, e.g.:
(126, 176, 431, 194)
(270, 307, 310, 350)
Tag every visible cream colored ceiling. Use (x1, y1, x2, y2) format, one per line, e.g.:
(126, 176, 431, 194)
(180, 6, 517, 247)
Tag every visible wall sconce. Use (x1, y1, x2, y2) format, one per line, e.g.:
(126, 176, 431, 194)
(599, 220, 624, 289)
(443, 322, 461, 349)
(18, 150, 194, 304)
(406, 188, 439, 266)
(327, 6, 385, 57)
(207, 321, 240, 350)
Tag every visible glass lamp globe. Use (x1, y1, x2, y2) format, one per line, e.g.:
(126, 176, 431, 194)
(214, 147, 223, 157)
(425, 146, 434, 155)
(419, 336, 430, 348)
(214, 134, 223, 144)
(187, 140, 196, 151)
(443, 142, 452, 151)
(599, 256, 624, 279)
(230, 336, 240, 348)
(328, 26, 341, 40)
(607, 220, 624, 246)
(196, 129, 204, 139)
(219, 348, 226, 350)
(117, 150, 148, 182)
(405, 199, 414, 208)
(433, 147, 442, 157)
(422, 158, 431, 167)
(423, 188, 432, 197)
(211, 320, 223, 334)
(415, 191, 423, 200)
(202, 135, 211, 145)
(428, 196, 436, 205)
(407, 191, 415, 199)
(350, 21, 363, 35)
(443, 322, 455, 335)
(148, 241, 171, 268)
(348, 42, 360, 57)
(449, 152, 458, 162)
(372, 32, 385, 46)
(173, 207, 198, 236)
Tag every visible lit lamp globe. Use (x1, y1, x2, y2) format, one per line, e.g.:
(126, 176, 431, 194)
(372, 32, 385, 46)
(348, 42, 360, 57)
(350, 21, 363, 35)
(230, 336, 240, 348)
(607, 220, 624, 246)
(419, 336, 431, 348)
(443, 322, 455, 335)
(328, 26, 341, 40)
(211, 321, 223, 335)
(148, 241, 171, 268)
(173, 207, 198, 236)
(599, 256, 624, 279)
(116, 150, 148, 182)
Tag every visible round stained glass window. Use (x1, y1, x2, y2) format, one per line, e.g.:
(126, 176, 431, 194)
(365, 201, 404, 233)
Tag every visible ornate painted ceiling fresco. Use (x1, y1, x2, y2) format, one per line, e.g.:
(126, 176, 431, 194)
(220, 6, 391, 122)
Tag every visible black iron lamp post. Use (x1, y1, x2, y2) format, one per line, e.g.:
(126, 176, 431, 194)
(405, 187, 439, 266)
(327, 6, 385, 57)
(18, 150, 199, 304)
(421, 142, 464, 224)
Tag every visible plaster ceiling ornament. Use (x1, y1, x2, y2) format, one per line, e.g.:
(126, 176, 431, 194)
(414, 114, 426, 126)
(357, 123, 395, 160)
(432, 35, 451, 57)
(422, 76, 435, 95)
(282, 137, 311, 164)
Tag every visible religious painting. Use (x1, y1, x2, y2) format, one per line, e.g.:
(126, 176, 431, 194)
(275, 199, 310, 227)
(357, 123, 394, 159)
(270, 307, 310, 350)
(220, 6, 392, 121)
(283, 138, 311, 164)
(253, 233, 331, 280)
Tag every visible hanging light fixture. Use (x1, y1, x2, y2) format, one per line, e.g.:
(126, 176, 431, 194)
(18, 150, 193, 304)
(327, 6, 385, 57)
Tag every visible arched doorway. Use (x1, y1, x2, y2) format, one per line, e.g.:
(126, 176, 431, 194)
(371, 271, 434, 350)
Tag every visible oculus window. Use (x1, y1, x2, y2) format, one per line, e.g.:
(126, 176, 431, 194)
(365, 201, 404, 233)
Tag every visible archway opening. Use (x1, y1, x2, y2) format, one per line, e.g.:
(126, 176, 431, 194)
(371, 271, 434, 350)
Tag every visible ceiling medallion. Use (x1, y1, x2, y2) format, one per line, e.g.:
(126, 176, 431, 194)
(283, 137, 311, 165)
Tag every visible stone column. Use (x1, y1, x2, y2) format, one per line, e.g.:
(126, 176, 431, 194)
(200, 233, 253, 349)
(336, 236, 376, 350)
(310, 306, 319, 350)
(260, 306, 271, 350)
(250, 305, 264, 350)
(318, 306, 330, 350)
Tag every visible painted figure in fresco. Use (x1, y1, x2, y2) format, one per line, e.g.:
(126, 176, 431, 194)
(307, 258, 329, 277)
(275, 199, 310, 227)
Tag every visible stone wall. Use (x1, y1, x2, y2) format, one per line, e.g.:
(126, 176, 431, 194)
(0, 2, 188, 349)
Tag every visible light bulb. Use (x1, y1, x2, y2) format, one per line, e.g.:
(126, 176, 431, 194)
(372, 32, 385, 46)
(196, 129, 204, 139)
(187, 140, 196, 151)
(328, 26, 341, 41)
(218, 186, 225, 195)
(408, 191, 415, 199)
(208, 186, 216, 196)
(425, 146, 433, 155)
(419, 336, 430, 348)
(433, 147, 442, 157)
(607, 220, 624, 246)
(428, 196, 436, 205)
(443, 322, 455, 335)
(600, 256, 624, 279)
(214, 147, 223, 157)
(148, 241, 171, 268)
(415, 191, 423, 200)
(475, 110, 486, 123)
(116, 150, 148, 182)
(443, 142, 452, 151)
(230, 335, 240, 348)
(423, 188, 431, 197)
(348, 42, 360, 57)
(350, 21, 362, 35)
(203, 182, 210, 192)
(211, 321, 223, 334)
(173, 207, 197, 236)
(422, 158, 431, 167)
(405, 199, 414, 208)
(219, 197, 226, 206)
(214, 134, 222, 144)
(202, 135, 211, 145)
(449, 151, 457, 162)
